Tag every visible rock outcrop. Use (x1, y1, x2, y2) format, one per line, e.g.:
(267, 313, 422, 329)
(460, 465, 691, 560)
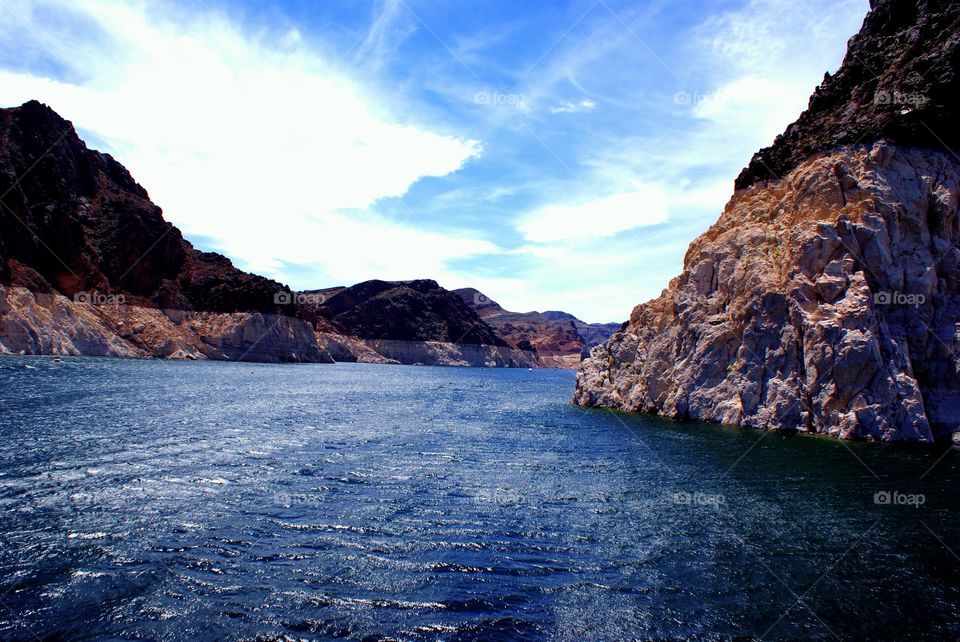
(318, 280, 508, 346)
(736, 0, 960, 190)
(538, 310, 622, 360)
(0, 100, 297, 315)
(304, 280, 539, 367)
(0, 286, 330, 362)
(455, 288, 620, 368)
(575, 0, 960, 443)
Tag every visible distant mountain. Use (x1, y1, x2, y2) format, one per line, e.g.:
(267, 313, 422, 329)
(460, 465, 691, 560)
(315, 279, 507, 346)
(454, 288, 621, 367)
(541, 310, 622, 358)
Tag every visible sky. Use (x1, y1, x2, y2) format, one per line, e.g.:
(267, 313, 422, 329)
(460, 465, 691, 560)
(0, 0, 870, 322)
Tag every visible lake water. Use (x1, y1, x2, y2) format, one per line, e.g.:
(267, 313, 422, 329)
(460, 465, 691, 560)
(0, 356, 958, 641)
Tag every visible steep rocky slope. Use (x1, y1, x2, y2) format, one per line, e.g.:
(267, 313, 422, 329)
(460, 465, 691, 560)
(0, 100, 324, 362)
(736, 0, 960, 190)
(0, 101, 296, 314)
(575, 0, 960, 443)
(455, 287, 621, 367)
(320, 280, 507, 346)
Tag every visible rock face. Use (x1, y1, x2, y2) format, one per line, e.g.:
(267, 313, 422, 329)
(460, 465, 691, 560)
(309, 281, 538, 367)
(539, 310, 622, 360)
(575, 0, 960, 443)
(359, 339, 534, 368)
(319, 280, 507, 346)
(0, 100, 329, 362)
(0, 100, 297, 315)
(455, 288, 621, 368)
(0, 286, 329, 362)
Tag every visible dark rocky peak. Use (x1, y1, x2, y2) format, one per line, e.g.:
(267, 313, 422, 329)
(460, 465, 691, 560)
(319, 279, 507, 345)
(453, 287, 505, 316)
(735, 0, 960, 190)
(0, 100, 291, 314)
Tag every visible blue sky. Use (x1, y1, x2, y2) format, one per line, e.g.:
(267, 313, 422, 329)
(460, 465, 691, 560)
(0, 0, 869, 322)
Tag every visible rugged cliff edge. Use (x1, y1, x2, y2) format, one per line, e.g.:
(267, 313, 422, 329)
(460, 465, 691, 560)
(574, 0, 960, 443)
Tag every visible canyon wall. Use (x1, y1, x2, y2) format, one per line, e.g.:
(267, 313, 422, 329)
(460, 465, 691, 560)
(576, 147, 960, 442)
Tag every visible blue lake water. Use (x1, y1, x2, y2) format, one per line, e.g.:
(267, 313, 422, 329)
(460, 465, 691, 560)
(0, 356, 958, 641)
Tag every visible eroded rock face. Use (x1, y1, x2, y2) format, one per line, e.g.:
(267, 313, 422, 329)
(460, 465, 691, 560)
(359, 339, 537, 368)
(317, 280, 508, 346)
(576, 146, 960, 442)
(0, 286, 331, 363)
(0, 285, 543, 367)
(576, 0, 960, 442)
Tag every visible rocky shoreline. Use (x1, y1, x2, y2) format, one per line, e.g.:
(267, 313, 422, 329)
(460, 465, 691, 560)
(0, 286, 541, 367)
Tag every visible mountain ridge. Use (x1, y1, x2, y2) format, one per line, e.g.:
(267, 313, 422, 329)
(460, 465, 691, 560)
(455, 287, 621, 367)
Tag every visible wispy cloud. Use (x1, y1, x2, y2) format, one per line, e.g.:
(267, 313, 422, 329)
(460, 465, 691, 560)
(518, 184, 667, 243)
(550, 98, 598, 114)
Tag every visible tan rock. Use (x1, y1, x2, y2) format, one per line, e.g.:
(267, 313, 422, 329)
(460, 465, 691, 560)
(575, 146, 960, 442)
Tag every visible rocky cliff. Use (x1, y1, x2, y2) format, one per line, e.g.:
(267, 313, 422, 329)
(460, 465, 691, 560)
(0, 100, 327, 362)
(319, 280, 507, 346)
(575, 0, 960, 443)
(307, 280, 538, 367)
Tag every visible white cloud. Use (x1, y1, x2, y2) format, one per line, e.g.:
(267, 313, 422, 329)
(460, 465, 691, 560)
(690, 75, 812, 142)
(550, 98, 597, 114)
(517, 184, 669, 243)
(689, 0, 870, 145)
(0, 0, 482, 286)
